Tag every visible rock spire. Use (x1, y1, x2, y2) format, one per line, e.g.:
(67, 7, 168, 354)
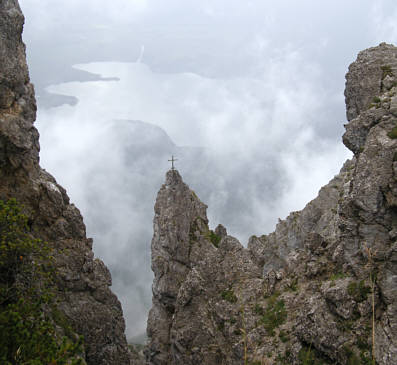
(146, 169, 213, 364)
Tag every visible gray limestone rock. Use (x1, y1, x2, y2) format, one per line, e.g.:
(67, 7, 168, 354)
(345, 42, 397, 122)
(146, 42, 397, 365)
(146, 169, 215, 364)
(0, 1, 132, 364)
(215, 223, 227, 238)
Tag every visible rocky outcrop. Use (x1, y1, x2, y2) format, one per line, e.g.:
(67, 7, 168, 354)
(147, 43, 397, 364)
(0, 1, 131, 364)
(146, 169, 263, 365)
(344, 42, 397, 122)
(146, 170, 215, 364)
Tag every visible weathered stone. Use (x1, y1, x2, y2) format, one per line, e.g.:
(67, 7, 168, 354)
(215, 223, 227, 238)
(383, 74, 395, 91)
(146, 169, 214, 364)
(0, 1, 132, 364)
(390, 94, 397, 116)
(322, 278, 357, 319)
(345, 42, 397, 121)
(146, 42, 397, 365)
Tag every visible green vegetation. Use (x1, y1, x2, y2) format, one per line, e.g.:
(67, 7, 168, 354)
(357, 342, 373, 365)
(344, 346, 362, 365)
(0, 199, 84, 364)
(279, 330, 290, 343)
(254, 303, 263, 315)
(189, 217, 221, 248)
(357, 336, 370, 352)
(274, 349, 292, 365)
(260, 292, 287, 336)
(299, 347, 315, 365)
(387, 126, 397, 139)
(347, 280, 371, 303)
(207, 230, 221, 248)
(336, 318, 356, 332)
(221, 289, 237, 303)
(356, 334, 373, 364)
(330, 272, 347, 281)
(381, 65, 393, 79)
(368, 96, 382, 110)
(298, 345, 330, 365)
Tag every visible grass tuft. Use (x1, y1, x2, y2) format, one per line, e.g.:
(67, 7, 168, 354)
(260, 293, 287, 336)
(221, 289, 237, 303)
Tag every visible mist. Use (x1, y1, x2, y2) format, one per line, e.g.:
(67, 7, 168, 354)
(19, 0, 397, 340)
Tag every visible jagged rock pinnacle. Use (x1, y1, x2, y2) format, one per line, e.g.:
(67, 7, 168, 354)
(345, 42, 397, 122)
(146, 43, 397, 365)
(165, 168, 183, 186)
(215, 223, 227, 238)
(344, 43, 397, 154)
(146, 170, 261, 364)
(147, 170, 213, 364)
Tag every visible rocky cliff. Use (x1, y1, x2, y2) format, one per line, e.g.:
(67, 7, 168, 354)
(146, 43, 397, 365)
(0, 1, 131, 363)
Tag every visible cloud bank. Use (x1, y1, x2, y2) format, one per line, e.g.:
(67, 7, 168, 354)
(19, 0, 397, 340)
(36, 59, 350, 338)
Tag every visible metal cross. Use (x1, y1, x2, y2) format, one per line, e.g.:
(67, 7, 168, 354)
(168, 155, 178, 170)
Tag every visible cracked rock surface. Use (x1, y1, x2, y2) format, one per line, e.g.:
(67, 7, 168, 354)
(146, 43, 397, 365)
(0, 1, 132, 364)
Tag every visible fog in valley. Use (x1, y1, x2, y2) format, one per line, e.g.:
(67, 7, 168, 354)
(19, 0, 397, 341)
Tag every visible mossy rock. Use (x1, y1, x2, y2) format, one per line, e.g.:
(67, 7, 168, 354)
(347, 280, 371, 302)
(387, 126, 397, 139)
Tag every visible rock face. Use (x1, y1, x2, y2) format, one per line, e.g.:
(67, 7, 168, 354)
(147, 43, 397, 365)
(146, 170, 215, 363)
(0, 1, 131, 364)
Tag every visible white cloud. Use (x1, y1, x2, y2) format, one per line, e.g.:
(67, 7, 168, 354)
(22, 0, 397, 340)
(371, 0, 397, 44)
(36, 56, 351, 337)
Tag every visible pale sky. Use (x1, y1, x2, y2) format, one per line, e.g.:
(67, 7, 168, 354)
(18, 0, 397, 341)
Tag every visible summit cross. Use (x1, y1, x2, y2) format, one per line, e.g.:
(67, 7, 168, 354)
(168, 155, 178, 170)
